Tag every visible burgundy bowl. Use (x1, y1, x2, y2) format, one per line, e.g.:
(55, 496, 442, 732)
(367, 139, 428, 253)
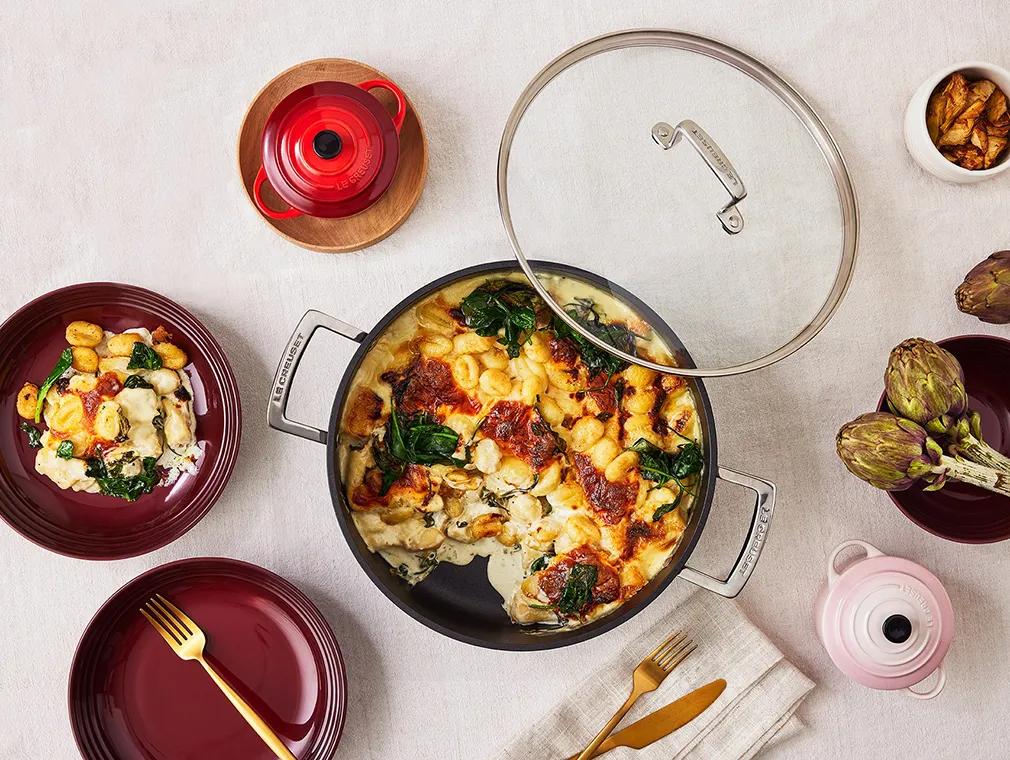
(877, 335, 1010, 543)
(68, 557, 346, 759)
(0, 283, 241, 559)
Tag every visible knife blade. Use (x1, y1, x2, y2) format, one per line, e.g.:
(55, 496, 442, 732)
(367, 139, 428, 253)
(565, 679, 726, 760)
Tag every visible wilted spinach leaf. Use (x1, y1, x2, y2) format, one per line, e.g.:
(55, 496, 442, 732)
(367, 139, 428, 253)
(127, 342, 162, 371)
(460, 281, 544, 358)
(373, 404, 468, 495)
(56, 440, 74, 459)
(556, 563, 598, 615)
(123, 374, 153, 389)
(19, 422, 43, 448)
(34, 348, 73, 422)
(85, 454, 160, 501)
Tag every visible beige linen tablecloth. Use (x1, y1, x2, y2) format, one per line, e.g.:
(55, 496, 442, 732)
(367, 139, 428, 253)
(2, 2, 1009, 759)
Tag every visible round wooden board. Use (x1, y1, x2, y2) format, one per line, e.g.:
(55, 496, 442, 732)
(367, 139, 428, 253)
(237, 58, 428, 253)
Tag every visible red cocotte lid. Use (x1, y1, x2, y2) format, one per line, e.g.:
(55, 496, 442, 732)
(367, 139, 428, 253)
(254, 80, 406, 219)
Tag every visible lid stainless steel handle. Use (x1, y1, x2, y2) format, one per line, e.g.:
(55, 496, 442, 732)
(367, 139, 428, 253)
(652, 119, 746, 234)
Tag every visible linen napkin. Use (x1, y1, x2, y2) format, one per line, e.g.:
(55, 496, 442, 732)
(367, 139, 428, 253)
(494, 587, 814, 760)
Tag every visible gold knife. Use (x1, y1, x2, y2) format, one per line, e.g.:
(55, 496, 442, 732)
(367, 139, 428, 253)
(566, 679, 726, 760)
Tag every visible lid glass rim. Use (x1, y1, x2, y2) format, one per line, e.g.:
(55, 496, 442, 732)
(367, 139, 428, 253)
(497, 29, 859, 378)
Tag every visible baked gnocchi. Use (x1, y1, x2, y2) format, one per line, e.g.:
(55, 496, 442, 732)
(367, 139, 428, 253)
(15, 322, 202, 501)
(337, 274, 704, 630)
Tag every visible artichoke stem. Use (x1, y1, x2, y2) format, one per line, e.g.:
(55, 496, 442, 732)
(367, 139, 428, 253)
(940, 455, 1010, 498)
(955, 435, 1010, 477)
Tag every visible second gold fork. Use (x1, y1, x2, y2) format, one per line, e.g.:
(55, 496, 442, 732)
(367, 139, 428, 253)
(140, 593, 297, 760)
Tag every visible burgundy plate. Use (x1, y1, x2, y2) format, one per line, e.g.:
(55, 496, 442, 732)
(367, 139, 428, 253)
(69, 557, 346, 759)
(878, 335, 1010, 543)
(0, 283, 241, 559)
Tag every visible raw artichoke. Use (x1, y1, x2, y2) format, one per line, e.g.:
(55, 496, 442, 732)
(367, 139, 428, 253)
(885, 337, 1010, 476)
(956, 250, 1010, 324)
(837, 412, 1010, 497)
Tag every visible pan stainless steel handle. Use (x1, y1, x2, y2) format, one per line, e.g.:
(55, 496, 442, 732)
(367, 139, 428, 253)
(679, 466, 775, 598)
(267, 309, 366, 444)
(652, 119, 746, 235)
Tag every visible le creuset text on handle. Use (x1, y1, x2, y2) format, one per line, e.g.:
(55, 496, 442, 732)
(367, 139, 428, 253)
(267, 309, 365, 444)
(651, 119, 747, 235)
(678, 467, 775, 597)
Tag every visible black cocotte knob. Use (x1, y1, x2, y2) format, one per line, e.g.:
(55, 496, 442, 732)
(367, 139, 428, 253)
(882, 614, 913, 644)
(312, 130, 343, 159)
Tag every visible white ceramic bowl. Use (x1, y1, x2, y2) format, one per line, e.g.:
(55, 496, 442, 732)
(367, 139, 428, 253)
(904, 60, 1010, 184)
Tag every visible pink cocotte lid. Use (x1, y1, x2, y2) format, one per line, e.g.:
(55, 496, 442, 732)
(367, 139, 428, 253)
(815, 540, 954, 699)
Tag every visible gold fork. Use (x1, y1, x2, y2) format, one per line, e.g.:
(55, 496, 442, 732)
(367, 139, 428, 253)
(574, 630, 695, 760)
(140, 594, 297, 760)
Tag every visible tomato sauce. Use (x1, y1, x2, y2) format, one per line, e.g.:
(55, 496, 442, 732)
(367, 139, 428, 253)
(480, 400, 558, 471)
(573, 452, 637, 524)
(381, 357, 479, 418)
(537, 545, 620, 611)
(352, 463, 431, 509)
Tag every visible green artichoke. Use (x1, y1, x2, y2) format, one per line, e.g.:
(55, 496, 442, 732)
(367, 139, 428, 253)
(885, 338, 1010, 476)
(956, 250, 1010, 324)
(837, 412, 1010, 497)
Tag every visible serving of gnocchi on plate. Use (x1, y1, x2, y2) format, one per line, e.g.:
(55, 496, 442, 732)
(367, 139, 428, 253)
(16, 319, 200, 501)
(338, 274, 705, 630)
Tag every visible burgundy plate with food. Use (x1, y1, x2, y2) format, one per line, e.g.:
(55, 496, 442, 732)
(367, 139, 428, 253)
(69, 557, 346, 759)
(0, 283, 241, 558)
(878, 335, 1010, 542)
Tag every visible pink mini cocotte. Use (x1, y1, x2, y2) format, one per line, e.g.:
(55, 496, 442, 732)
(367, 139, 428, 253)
(815, 540, 954, 699)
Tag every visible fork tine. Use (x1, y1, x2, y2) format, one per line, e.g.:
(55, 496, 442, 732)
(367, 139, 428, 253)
(145, 598, 188, 641)
(649, 630, 687, 662)
(656, 635, 694, 667)
(657, 640, 697, 672)
(155, 594, 196, 635)
(140, 607, 181, 648)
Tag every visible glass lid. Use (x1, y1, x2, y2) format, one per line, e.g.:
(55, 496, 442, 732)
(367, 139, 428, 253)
(498, 30, 857, 377)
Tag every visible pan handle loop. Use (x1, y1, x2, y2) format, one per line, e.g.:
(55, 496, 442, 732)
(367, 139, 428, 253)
(267, 309, 366, 444)
(679, 466, 775, 598)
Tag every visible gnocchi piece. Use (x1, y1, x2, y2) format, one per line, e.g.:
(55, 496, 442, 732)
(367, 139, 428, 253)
(546, 482, 585, 511)
(162, 398, 194, 449)
(452, 354, 480, 389)
(571, 416, 605, 451)
(473, 438, 502, 474)
(419, 494, 445, 513)
(496, 523, 521, 547)
(624, 413, 662, 446)
(520, 373, 548, 405)
(507, 493, 542, 524)
(154, 342, 188, 370)
(515, 355, 547, 381)
(468, 513, 505, 540)
(623, 365, 658, 388)
(107, 332, 145, 357)
(452, 332, 495, 355)
(478, 349, 509, 370)
(523, 332, 552, 364)
(499, 455, 533, 487)
(415, 301, 456, 332)
(442, 468, 482, 491)
(604, 450, 639, 483)
(530, 460, 562, 496)
(146, 368, 181, 396)
(479, 368, 511, 397)
(70, 346, 99, 373)
(93, 401, 123, 440)
(98, 356, 131, 382)
(15, 383, 37, 419)
(588, 437, 621, 469)
(537, 394, 563, 426)
(625, 388, 658, 415)
(546, 364, 581, 392)
(443, 413, 477, 441)
(48, 396, 84, 433)
(68, 374, 98, 393)
(528, 517, 561, 550)
(556, 513, 602, 553)
(381, 505, 417, 525)
(65, 320, 103, 348)
(419, 335, 453, 357)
